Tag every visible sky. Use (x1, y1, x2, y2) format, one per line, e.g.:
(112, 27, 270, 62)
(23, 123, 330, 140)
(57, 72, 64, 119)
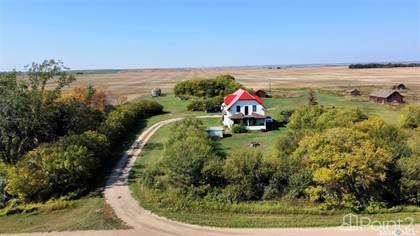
(0, 0, 419, 71)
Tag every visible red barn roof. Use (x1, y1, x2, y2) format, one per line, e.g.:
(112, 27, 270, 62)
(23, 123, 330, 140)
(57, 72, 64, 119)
(224, 89, 264, 109)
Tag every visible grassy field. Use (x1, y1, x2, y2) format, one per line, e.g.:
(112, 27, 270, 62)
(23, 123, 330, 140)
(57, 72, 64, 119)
(264, 89, 404, 124)
(0, 198, 127, 234)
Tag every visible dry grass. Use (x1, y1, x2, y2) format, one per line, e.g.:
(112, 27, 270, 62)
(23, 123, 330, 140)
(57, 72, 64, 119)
(66, 66, 420, 101)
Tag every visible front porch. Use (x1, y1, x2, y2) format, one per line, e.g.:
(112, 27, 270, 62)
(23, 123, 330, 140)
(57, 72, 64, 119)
(232, 115, 266, 131)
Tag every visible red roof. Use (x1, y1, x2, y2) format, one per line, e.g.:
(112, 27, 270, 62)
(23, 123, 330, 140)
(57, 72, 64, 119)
(224, 89, 264, 109)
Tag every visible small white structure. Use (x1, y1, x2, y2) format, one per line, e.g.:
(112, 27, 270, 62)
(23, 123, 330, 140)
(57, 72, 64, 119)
(221, 89, 266, 131)
(206, 127, 224, 138)
(151, 88, 161, 97)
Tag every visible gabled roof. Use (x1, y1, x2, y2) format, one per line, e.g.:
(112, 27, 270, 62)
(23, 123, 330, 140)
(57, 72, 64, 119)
(369, 90, 402, 98)
(224, 89, 264, 109)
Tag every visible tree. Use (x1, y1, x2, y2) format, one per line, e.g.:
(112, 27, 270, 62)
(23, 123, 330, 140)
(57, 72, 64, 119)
(6, 144, 95, 202)
(293, 128, 393, 209)
(161, 118, 214, 190)
(0, 60, 77, 165)
(0, 72, 39, 164)
(308, 89, 318, 105)
(62, 85, 109, 112)
(223, 150, 267, 201)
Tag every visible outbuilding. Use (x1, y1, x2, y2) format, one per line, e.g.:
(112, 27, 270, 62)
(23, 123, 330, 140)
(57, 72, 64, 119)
(151, 88, 161, 97)
(349, 89, 361, 96)
(255, 89, 270, 98)
(206, 127, 224, 139)
(369, 90, 404, 104)
(393, 83, 407, 90)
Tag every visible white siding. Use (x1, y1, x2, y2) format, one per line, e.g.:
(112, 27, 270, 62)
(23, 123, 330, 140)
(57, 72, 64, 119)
(222, 100, 266, 130)
(225, 100, 265, 117)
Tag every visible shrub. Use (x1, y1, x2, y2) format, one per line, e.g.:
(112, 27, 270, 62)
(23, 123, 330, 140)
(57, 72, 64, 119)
(0, 163, 8, 207)
(99, 100, 163, 146)
(277, 109, 294, 124)
(223, 150, 266, 201)
(293, 128, 393, 209)
(5, 144, 95, 202)
(397, 155, 420, 204)
(53, 98, 104, 136)
(58, 130, 110, 162)
(400, 105, 420, 129)
(160, 118, 215, 190)
(231, 123, 247, 133)
(187, 96, 223, 111)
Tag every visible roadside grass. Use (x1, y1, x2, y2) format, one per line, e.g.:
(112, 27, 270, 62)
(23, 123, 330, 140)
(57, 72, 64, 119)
(131, 183, 420, 228)
(0, 197, 126, 234)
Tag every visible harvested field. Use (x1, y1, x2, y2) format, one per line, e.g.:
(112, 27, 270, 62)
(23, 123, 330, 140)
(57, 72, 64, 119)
(67, 66, 420, 100)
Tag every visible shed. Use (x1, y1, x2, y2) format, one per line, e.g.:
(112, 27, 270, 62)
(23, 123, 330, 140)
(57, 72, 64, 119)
(369, 90, 404, 104)
(206, 127, 224, 139)
(349, 89, 361, 96)
(393, 83, 407, 90)
(151, 88, 161, 97)
(255, 89, 270, 98)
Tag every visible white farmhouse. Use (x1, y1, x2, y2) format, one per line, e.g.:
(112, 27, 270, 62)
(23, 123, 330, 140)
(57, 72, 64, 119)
(221, 89, 266, 131)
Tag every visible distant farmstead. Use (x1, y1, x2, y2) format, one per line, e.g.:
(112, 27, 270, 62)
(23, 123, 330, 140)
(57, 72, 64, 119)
(369, 90, 404, 104)
(255, 89, 270, 98)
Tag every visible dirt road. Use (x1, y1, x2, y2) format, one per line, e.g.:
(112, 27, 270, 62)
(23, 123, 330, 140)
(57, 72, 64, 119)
(10, 117, 419, 236)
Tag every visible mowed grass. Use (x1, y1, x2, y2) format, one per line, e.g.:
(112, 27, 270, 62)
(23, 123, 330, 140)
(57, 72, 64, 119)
(131, 184, 420, 228)
(0, 198, 127, 234)
(265, 90, 403, 124)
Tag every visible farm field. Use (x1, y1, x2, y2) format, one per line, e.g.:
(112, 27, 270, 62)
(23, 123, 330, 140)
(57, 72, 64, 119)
(66, 66, 420, 101)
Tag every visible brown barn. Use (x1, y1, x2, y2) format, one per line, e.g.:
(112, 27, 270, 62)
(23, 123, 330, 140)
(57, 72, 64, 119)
(255, 89, 270, 98)
(369, 90, 404, 104)
(349, 89, 361, 96)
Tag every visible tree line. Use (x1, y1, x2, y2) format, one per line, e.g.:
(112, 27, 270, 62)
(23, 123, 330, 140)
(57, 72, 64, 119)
(139, 104, 419, 211)
(0, 60, 163, 208)
(174, 75, 241, 112)
(349, 63, 420, 69)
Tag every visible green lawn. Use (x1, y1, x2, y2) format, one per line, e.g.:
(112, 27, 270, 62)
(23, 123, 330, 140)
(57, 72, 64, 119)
(264, 90, 403, 124)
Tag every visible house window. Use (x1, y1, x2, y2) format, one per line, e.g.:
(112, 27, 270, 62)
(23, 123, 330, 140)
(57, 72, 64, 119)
(236, 105, 240, 112)
(252, 105, 257, 112)
(244, 106, 249, 115)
